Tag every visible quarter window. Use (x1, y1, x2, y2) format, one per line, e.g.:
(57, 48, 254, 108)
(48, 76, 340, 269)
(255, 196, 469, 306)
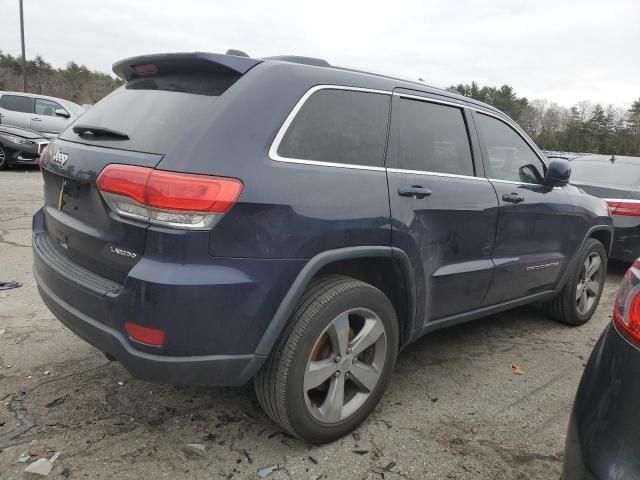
(35, 99, 65, 117)
(387, 98, 474, 176)
(475, 114, 545, 184)
(0, 95, 33, 113)
(277, 89, 390, 167)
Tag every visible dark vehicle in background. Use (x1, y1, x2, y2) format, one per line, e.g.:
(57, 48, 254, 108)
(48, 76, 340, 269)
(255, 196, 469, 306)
(0, 91, 86, 137)
(33, 51, 613, 443)
(0, 125, 49, 169)
(569, 154, 640, 263)
(544, 151, 587, 162)
(563, 259, 640, 479)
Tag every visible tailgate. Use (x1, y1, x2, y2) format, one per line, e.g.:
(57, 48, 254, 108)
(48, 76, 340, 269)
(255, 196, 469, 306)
(41, 140, 163, 283)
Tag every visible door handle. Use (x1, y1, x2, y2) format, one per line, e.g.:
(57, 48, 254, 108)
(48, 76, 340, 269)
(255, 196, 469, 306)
(398, 185, 432, 199)
(32, 117, 42, 121)
(502, 192, 525, 204)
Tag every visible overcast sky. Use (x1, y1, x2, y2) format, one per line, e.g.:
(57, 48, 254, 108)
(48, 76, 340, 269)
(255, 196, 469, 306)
(1, 0, 639, 108)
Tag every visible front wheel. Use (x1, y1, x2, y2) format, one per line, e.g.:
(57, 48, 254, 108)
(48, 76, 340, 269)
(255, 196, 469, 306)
(254, 275, 399, 443)
(544, 238, 607, 326)
(0, 145, 7, 170)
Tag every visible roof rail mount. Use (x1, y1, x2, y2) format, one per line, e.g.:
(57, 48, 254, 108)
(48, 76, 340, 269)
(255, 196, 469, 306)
(263, 55, 331, 67)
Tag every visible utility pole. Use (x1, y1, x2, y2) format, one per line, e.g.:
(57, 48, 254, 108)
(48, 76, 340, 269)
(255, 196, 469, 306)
(19, 0, 27, 92)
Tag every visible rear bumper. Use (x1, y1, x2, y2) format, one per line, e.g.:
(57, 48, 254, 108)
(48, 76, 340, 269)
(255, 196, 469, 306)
(36, 271, 263, 386)
(32, 208, 306, 386)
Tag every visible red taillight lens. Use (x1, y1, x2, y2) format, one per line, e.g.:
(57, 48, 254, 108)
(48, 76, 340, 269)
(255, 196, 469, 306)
(125, 321, 166, 347)
(606, 200, 640, 216)
(146, 170, 242, 213)
(613, 259, 640, 347)
(96, 164, 243, 229)
(96, 164, 149, 204)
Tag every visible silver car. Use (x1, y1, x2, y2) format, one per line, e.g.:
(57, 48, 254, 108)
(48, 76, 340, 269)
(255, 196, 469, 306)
(0, 91, 86, 137)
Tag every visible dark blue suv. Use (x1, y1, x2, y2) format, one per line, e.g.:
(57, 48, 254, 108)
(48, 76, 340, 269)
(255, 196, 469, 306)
(33, 51, 613, 443)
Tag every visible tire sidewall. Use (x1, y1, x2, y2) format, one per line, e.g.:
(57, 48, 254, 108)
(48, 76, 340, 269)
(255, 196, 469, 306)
(284, 284, 398, 443)
(0, 145, 7, 169)
(570, 239, 607, 323)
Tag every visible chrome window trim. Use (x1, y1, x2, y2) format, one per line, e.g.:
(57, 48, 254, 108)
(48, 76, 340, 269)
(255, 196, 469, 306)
(387, 167, 488, 182)
(471, 107, 549, 167)
(393, 92, 468, 109)
(268, 85, 392, 171)
(490, 178, 563, 190)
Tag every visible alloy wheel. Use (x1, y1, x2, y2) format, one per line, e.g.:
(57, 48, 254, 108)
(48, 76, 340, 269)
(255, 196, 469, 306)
(303, 308, 387, 424)
(0, 146, 6, 169)
(576, 252, 603, 315)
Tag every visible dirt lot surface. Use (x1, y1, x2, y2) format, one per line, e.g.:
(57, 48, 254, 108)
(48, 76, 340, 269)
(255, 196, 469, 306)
(0, 168, 627, 479)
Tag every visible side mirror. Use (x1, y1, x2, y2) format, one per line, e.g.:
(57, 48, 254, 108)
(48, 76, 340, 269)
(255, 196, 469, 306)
(544, 158, 571, 187)
(55, 109, 70, 118)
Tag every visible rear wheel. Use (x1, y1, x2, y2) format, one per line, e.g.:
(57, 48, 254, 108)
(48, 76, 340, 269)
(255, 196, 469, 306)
(544, 238, 606, 326)
(254, 275, 398, 443)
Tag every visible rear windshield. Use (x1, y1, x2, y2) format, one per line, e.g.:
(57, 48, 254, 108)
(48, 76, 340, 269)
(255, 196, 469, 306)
(571, 160, 640, 188)
(58, 73, 239, 154)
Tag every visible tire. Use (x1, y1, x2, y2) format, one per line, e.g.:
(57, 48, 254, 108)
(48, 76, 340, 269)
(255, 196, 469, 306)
(0, 145, 7, 170)
(254, 275, 399, 443)
(544, 238, 607, 326)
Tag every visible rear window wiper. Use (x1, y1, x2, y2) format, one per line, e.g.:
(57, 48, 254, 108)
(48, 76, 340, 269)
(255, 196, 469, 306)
(73, 124, 130, 140)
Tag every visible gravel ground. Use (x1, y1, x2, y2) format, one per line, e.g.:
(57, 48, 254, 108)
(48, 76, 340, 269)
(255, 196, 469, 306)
(0, 168, 627, 480)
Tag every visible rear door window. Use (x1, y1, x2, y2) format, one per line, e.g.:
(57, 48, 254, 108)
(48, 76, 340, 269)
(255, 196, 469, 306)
(276, 89, 390, 167)
(387, 97, 474, 176)
(475, 113, 546, 184)
(0, 94, 33, 113)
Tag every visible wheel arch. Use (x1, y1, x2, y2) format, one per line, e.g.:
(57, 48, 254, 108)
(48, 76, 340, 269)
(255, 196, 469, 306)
(254, 246, 416, 356)
(556, 224, 614, 291)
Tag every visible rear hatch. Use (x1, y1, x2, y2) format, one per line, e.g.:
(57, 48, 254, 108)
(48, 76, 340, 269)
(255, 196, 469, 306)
(40, 52, 261, 284)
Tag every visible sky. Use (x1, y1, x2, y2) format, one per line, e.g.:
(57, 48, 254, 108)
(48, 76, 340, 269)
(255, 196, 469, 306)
(1, 0, 639, 108)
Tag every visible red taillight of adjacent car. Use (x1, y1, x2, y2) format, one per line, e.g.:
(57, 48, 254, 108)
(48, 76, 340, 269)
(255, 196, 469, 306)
(96, 164, 243, 230)
(613, 259, 640, 347)
(125, 321, 166, 347)
(606, 200, 640, 216)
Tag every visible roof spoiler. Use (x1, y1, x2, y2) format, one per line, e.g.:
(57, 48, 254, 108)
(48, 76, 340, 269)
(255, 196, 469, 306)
(112, 52, 262, 81)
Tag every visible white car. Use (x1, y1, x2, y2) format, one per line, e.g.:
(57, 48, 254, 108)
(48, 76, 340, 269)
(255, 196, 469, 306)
(0, 91, 86, 137)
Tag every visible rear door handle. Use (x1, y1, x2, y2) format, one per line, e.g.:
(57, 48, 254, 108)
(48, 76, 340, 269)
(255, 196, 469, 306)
(398, 185, 432, 199)
(502, 192, 525, 204)
(32, 117, 42, 121)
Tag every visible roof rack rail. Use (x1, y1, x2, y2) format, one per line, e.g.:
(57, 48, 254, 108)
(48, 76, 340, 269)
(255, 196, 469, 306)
(263, 55, 331, 67)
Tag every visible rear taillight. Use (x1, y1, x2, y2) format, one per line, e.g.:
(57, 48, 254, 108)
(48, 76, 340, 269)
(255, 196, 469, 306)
(613, 259, 640, 347)
(96, 164, 243, 230)
(606, 199, 640, 216)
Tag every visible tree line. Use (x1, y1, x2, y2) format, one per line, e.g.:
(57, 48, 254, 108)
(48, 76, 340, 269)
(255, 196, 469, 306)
(452, 83, 640, 156)
(0, 51, 123, 105)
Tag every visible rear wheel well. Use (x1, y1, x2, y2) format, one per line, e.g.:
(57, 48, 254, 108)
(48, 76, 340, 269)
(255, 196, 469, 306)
(314, 257, 411, 346)
(590, 229, 612, 257)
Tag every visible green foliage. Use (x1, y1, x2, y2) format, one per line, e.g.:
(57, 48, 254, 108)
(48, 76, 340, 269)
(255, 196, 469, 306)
(0, 51, 123, 105)
(451, 83, 640, 156)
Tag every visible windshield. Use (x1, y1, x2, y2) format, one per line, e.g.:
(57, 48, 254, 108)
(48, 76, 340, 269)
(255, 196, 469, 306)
(64, 101, 87, 116)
